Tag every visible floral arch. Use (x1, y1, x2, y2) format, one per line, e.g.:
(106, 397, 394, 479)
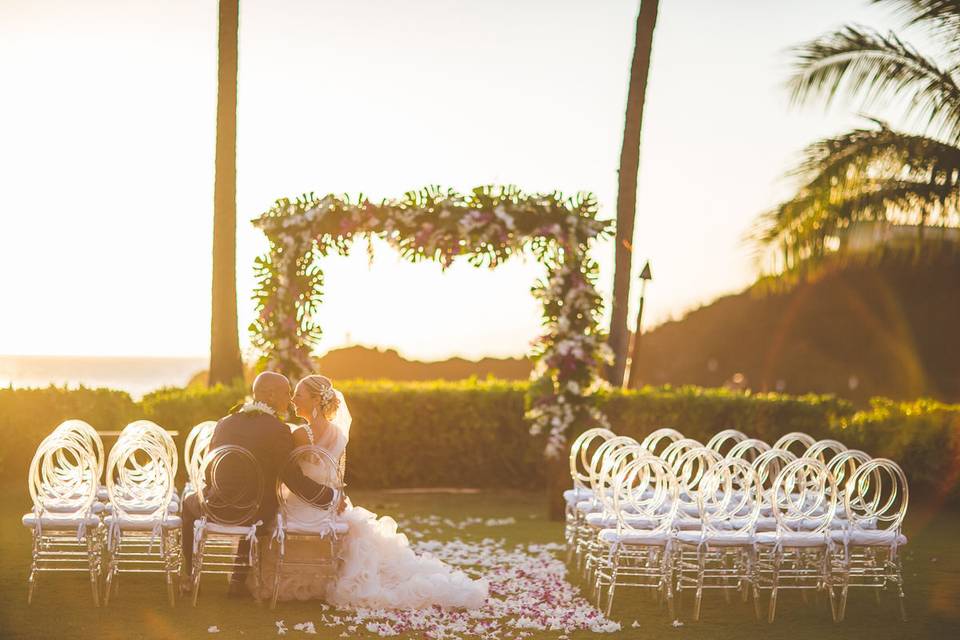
(251, 185, 613, 456)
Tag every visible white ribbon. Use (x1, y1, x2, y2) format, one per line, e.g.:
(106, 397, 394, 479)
(272, 512, 286, 554)
(245, 520, 262, 566)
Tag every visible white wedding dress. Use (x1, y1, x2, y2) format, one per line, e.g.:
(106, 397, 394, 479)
(258, 394, 488, 610)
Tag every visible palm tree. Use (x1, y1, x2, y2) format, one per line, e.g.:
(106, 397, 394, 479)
(755, 0, 960, 271)
(608, 0, 660, 386)
(209, 0, 244, 386)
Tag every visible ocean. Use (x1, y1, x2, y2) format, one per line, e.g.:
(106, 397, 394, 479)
(0, 355, 208, 399)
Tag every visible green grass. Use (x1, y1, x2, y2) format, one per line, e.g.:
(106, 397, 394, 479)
(1, 488, 957, 639)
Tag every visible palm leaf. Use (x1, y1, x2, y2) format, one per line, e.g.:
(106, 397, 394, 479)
(788, 26, 960, 143)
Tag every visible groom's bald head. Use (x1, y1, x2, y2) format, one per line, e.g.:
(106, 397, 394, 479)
(252, 372, 292, 413)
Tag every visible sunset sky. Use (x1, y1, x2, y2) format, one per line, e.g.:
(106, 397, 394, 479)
(0, 0, 911, 361)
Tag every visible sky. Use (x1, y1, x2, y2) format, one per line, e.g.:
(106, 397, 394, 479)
(0, 0, 911, 361)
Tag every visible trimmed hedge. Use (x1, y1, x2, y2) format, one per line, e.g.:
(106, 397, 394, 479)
(2, 381, 958, 502)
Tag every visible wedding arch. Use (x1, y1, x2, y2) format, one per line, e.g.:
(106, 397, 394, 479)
(251, 185, 613, 456)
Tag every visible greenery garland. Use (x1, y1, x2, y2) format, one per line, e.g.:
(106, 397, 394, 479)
(251, 185, 614, 456)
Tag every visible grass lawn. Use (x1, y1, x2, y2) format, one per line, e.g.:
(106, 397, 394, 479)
(1, 487, 957, 639)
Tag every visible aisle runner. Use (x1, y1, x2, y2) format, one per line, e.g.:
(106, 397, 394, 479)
(259, 533, 621, 638)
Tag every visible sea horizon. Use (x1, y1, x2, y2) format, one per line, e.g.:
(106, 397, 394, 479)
(0, 354, 208, 399)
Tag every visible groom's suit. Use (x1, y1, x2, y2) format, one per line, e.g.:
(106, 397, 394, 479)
(180, 409, 334, 574)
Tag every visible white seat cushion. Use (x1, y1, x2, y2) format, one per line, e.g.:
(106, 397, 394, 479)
(575, 499, 604, 515)
(103, 501, 178, 515)
(755, 531, 830, 547)
(676, 530, 755, 546)
(22, 513, 100, 530)
(43, 500, 106, 515)
(283, 521, 350, 536)
(564, 487, 595, 506)
(199, 521, 260, 536)
(598, 528, 671, 546)
(830, 529, 907, 546)
(585, 512, 655, 529)
(105, 515, 182, 530)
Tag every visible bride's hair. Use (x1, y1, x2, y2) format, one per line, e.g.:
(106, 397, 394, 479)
(298, 374, 341, 421)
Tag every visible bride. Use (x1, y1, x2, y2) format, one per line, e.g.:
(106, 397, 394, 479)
(255, 374, 488, 609)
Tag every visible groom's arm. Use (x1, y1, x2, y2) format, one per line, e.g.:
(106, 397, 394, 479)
(275, 424, 335, 507)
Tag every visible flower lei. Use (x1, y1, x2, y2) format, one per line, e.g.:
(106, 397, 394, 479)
(236, 401, 277, 417)
(251, 185, 613, 457)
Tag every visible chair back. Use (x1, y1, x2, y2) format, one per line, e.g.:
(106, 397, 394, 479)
(197, 445, 264, 526)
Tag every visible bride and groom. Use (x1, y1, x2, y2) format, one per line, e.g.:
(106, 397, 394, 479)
(180, 371, 487, 609)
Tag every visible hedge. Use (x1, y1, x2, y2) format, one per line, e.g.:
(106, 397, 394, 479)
(2, 381, 958, 502)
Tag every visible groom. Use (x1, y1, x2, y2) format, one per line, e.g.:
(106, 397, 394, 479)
(180, 371, 335, 595)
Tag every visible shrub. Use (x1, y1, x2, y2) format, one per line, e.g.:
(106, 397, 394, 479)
(0, 386, 139, 479)
(2, 381, 957, 502)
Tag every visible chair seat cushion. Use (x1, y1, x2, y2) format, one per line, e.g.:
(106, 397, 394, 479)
(102, 501, 178, 515)
(830, 529, 907, 546)
(563, 487, 595, 506)
(598, 528, 671, 545)
(575, 499, 604, 515)
(22, 513, 100, 530)
(43, 500, 106, 515)
(200, 521, 260, 536)
(676, 530, 755, 546)
(105, 515, 182, 530)
(283, 521, 350, 536)
(585, 512, 655, 529)
(755, 531, 830, 547)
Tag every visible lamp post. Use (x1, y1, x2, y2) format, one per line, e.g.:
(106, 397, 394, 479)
(624, 261, 652, 389)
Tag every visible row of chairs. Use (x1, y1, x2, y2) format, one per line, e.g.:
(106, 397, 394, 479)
(23, 419, 343, 608)
(565, 428, 908, 623)
(23, 420, 182, 606)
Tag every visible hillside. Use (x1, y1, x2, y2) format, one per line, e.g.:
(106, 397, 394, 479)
(314, 346, 531, 381)
(630, 258, 960, 404)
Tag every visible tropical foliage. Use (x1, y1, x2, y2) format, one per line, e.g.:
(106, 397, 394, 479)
(754, 0, 960, 271)
(250, 185, 613, 456)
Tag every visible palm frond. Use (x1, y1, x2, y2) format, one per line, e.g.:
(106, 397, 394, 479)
(872, 0, 960, 49)
(788, 26, 960, 143)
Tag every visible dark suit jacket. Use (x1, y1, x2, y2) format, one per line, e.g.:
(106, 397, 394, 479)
(204, 410, 333, 527)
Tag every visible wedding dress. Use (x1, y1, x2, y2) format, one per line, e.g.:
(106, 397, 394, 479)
(254, 391, 488, 609)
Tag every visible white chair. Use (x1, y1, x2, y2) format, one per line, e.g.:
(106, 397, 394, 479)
(267, 446, 346, 609)
(675, 456, 763, 620)
(772, 432, 818, 459)
(755, 457, 839, 622)
(594, 454, 680, 617)
(102, 435, 181, 606)
(705, 429, 749, 456)
(190, 445, 264, 606)
(639, 428, 684, 457)
(832, 458, 908, 622)
(565, 428, 615, 560)
(23, 430, 102, 606)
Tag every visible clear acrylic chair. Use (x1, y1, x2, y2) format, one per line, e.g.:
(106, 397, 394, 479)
(804, 439, 848, 466)
(102, 437, 181, 606)
(755, 457, 839, 622)
(594, 454, 680, 618)
(267, 446, 345, 609)
(190, 445, 264, 606)
(772, 432, 818, 459)
(183, 421, 217, 497)
(23, 432, 102, 606)
(726, 438, 771, 464)
(639, 428, 684, 457)
(565, 428, 615, 560)
(675, 456, 763, 620)
(705, 429, 749, 457)
(832, 458, 908, 622)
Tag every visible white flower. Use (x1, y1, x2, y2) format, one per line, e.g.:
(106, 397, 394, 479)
(276, 620, 288, 635)
(207, 627, 220, 633)
(238, 401, 277, 417)
(493, 205, 516, 230)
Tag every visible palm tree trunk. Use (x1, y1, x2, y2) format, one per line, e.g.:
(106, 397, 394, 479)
(607, 0, 659, 386)
(209, 0, 244, 386)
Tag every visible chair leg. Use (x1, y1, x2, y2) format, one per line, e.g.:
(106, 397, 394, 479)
(768, 552, 781, 623)
(27, 534, 39, 605)
(87, 537, 100, 608)
(605, 551, 620, 618)
(270, 545, 284, 610)
(694, 548, 705, 622)
(191, 538, 204, 607)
